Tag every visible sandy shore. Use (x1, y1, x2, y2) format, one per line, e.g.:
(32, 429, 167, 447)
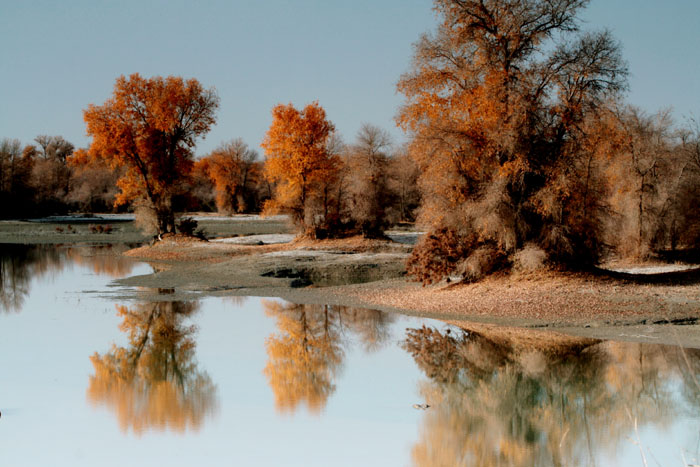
(2, 217, 699, 347)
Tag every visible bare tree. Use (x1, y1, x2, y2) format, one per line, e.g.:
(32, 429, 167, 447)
(34, 135, 74, 162)
(609, 108, 674, 258)
(387, 145, 421, 222)
(345, 124, 393, 237)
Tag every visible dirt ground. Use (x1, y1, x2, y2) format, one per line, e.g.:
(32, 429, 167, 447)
(3, 216, 700, 348)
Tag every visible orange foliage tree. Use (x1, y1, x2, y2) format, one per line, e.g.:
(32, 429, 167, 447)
(81, 74, 219, 235)
(261, 102, 342, 237)
(198, 138, 259, 214)
(398, 0, 628, 283)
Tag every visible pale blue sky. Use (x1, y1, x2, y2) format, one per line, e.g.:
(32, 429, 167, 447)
(1, 0, 698, 156)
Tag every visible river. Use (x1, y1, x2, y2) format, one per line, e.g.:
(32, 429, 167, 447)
(0, 243, 698, 466)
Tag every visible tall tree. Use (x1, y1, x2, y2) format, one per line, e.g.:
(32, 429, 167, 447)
(261, 102, 341, 237)
(608, 108, 675, 258)
(82, 74, 219, 235)
(23, 135, 75, 213)
(33, 135, 74, 162)
(398, 0, 628, 283)
(387, 145, 421, 223)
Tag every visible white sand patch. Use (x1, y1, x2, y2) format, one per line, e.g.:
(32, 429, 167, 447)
(347, 252, 410, 260)
(385, 231, 425, 245)
(211, 234, 295, 245)
(184, 214, 288, 222)
(263, 250, 332, 258)
(263, 250, 409, 260)
(607, 264, 700, 274)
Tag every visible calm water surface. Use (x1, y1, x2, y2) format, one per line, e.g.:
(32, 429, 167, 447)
(0, 244, 699, 466)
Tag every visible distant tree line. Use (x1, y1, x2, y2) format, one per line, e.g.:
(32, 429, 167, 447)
(0, 135, 124, 218)
(0, 119, 420, 236)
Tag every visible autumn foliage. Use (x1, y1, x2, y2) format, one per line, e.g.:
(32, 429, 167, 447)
(82, 74, 219, 234)
(2, 1, 699, 279)
(400, 0, 628, 282)
(197, 138, 259, 214)
(262, 102, 342, 237)
(404, 326, 700, 465)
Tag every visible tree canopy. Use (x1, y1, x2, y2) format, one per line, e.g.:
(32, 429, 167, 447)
(398, 0, 628, 283)
(82, 74, 219, 235)
(198, 138, 259, 214)
(262, 102, 341, 237)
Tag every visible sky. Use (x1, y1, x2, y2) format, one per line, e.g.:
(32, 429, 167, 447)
(1, 0, 698, 157)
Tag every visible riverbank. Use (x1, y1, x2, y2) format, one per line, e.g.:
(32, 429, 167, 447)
(113, 233, 700, 348)
(2, 217, 699, 347)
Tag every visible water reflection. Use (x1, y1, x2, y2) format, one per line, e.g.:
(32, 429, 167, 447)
(0, 243, 137, 312)
(64, 245, 137, 278)
(262, 300, 395, 414)
(87, 301, 218, 434)
(404, 325, 700, 466)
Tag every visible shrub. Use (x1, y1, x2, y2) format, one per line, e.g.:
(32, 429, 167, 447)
(513, 244, 548, 273)
(407, 228, 475, 285)
(457, 245, 508, 281)
(176, 217, 198, 236)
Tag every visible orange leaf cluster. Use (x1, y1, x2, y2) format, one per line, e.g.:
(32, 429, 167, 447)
(81, 74, 218, 233)
(261, 102, 341, 232)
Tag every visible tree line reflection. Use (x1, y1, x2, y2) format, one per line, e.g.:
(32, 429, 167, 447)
(83, 296, 700, 459)
(403, 325, 700, 466)
(86, 299, 396, 434)
(0, 243, 137, 312)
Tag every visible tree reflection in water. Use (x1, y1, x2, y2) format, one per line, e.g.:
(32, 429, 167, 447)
(87, 301, 217, 434)
(0, 244, 62, 312)
(0, 243, 136, 312)
(263, 300, 394, 415)
(404, 325, 700, 466)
